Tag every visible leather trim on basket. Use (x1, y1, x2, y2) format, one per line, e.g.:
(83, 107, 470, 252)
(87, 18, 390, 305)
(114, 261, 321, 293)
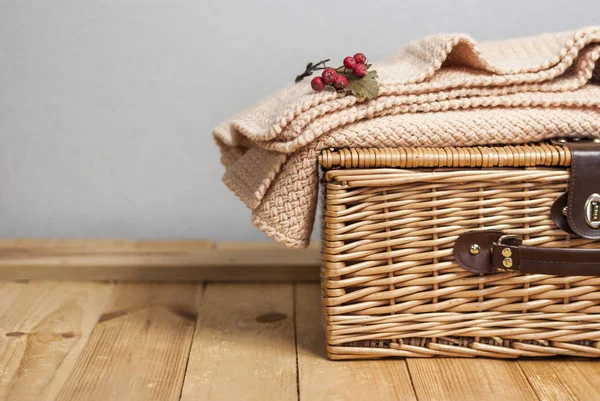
(565, 142, 600, 239)
(453, 230, 505, 274)
(491, 241, 600, 276)
(550, 192, 574, 234)
(455, 230, 600, 276)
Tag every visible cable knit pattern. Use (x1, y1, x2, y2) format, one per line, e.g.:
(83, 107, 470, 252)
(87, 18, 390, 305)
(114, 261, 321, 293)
(214, 28, 600, 248)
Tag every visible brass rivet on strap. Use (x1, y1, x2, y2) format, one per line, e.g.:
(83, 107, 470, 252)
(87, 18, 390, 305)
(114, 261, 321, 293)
(594, 138, 600, 144)
(562, 206, 568, 216)
(503, 258, 513, 268)
(469, 244, 481, 255)
(501, 248, 512, 258)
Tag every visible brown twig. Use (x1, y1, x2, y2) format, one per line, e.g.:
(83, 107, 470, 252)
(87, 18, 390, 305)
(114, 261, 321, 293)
(295, 59, 330, 83)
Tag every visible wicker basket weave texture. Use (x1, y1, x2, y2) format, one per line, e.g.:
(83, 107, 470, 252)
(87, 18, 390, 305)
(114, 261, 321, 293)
(321, 143, 600, 359)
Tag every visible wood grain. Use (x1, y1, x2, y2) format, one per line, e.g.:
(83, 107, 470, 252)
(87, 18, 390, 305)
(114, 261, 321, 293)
(407, 358, 539, 401)
(0, 281, 113, 401)
(519, 359, 600, 400)
(0, 240, 319, 281)
(55, 283, 201, 401)
(0, 239, 213, 252)
(296, 283, 417, 401)
(180, 283, 297, 401)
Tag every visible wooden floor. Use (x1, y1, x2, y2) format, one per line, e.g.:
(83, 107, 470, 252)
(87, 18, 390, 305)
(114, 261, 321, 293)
(1, 241, 600, 400)
(1, 280, 600, 401)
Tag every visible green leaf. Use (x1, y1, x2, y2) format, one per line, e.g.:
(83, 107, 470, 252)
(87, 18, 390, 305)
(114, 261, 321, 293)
(344, 70, 379, 100)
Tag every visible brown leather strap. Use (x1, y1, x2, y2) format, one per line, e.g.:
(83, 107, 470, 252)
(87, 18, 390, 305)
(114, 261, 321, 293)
(454, 230, 600, 276)
(565, 142, 600, 239)
(550, 141, 600, 238)
(550, 192, 574, 234)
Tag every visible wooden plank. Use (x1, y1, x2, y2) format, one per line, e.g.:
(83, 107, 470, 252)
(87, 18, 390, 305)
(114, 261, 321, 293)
(519, 359, 600, 400)
(0, 281, 27, 317)
(296, 283, 417, 401)
(0, 239, 214, 252)
(55, 283, 201, 401)
(180, 283, 297, 401)
(407, 358, 539, 401)
(0, 263, 319, 282)
(0, 240, 320, 281)
(0, 281, 113, 401)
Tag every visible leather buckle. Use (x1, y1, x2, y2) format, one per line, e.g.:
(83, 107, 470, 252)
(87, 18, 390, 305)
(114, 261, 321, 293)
(494, 235, 522, 273)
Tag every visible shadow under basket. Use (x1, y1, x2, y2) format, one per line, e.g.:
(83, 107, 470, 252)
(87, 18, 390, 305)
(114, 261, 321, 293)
(319, 142, 600, 359)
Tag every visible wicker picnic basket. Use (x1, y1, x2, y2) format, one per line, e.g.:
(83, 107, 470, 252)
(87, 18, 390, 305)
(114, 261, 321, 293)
(319, 140, 600, 359)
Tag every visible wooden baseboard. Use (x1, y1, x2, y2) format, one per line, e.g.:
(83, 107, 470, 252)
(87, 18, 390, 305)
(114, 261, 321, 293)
(0, 239, 320, 281)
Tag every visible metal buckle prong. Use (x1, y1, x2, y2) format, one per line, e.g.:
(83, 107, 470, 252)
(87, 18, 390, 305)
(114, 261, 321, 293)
(497, 234, 522, 246)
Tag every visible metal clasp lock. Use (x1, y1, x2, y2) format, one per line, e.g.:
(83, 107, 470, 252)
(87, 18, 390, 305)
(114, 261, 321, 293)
(585, 193, 600, 229)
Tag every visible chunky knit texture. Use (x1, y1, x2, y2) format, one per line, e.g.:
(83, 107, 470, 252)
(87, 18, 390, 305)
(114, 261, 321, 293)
(214, 28, 600, 248)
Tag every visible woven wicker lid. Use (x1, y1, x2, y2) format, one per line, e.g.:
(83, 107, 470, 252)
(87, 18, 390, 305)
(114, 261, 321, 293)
(318, 143, 570, 169)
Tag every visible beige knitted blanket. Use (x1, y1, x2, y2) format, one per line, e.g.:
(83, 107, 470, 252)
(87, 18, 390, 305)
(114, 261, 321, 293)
(214, 27, 600, 248)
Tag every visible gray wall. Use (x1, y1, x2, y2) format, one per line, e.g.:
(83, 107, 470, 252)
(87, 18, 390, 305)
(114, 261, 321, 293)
(1, 0, 599, 241)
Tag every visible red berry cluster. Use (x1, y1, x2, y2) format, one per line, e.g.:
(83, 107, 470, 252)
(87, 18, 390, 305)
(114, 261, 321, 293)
(311, 53, 369, 92)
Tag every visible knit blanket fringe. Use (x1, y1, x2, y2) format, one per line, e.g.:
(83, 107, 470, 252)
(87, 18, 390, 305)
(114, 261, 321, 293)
(214, 27, 600, 248)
